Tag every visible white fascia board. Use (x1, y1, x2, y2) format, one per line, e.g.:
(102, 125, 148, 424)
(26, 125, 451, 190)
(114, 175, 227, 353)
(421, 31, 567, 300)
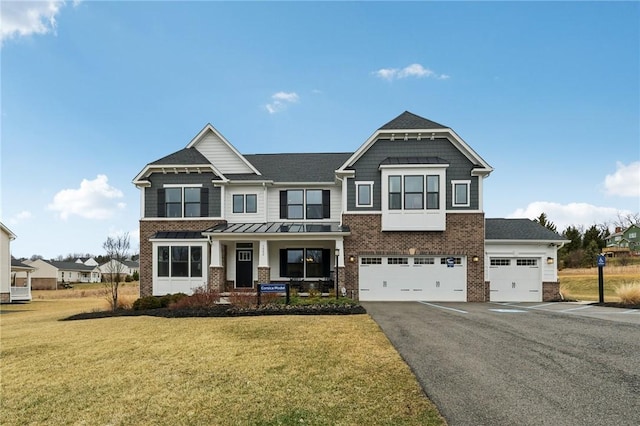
(149, 238, 208, 243)
(225, 180, 273, 186)
(379, 163, 450, 170)
(0, 222, 17, 240)
(185, 123, 262, 176)
(140, 217, 224, 222)
(485, 239, 571, 245)
(132, 164, 225, 184)
(272, 182, 339, 186)
(203, 232, 351, 241)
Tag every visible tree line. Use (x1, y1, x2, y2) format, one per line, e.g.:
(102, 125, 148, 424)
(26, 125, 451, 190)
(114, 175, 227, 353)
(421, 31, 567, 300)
(534, 212, 640, 268)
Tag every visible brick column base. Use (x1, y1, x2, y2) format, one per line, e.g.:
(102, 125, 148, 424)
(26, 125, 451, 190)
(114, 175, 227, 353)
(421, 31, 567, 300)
(1, 292, 10, 303)
(257, 267, 270, 284)
(209, 267, 225, 292)
(543, 281, 560, 301)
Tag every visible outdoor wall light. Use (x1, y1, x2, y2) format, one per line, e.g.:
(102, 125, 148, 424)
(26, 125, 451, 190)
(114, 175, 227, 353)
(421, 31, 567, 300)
(472, 255, 480, 262)
(408, 247, 416, 255)
(348, 255, 356, 263)
(547, 257, 554, 264)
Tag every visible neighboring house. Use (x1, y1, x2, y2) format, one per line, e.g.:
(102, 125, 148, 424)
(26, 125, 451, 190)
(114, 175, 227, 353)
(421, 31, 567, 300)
(604, 224, 640, 256)
(75, 257, 99, 267)
(1, 222, 34, 303)
(15, 259, 101, 289)
(133, 111, 567, 302)
(99, 259, 140, 279)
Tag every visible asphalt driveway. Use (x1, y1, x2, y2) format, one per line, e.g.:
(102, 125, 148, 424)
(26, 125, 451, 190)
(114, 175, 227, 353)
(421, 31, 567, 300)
(364, 302, 640, 426)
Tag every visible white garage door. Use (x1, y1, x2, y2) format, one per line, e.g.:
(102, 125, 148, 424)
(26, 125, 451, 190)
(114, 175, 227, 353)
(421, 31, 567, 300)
(359, 256, 467, 301)
(489, 258, 541, 302)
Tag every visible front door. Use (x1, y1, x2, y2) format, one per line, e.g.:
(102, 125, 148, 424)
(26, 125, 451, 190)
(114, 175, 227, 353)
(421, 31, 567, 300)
(236, 249, 253, 288)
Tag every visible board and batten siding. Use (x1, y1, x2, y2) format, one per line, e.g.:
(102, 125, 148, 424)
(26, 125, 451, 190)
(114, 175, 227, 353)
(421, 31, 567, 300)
(346, 137, 479, 212)
(144, 172, 221, 218)
(194, 131, 255, 174)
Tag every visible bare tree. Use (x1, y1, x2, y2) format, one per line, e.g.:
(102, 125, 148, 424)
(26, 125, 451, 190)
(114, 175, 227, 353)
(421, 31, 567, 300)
(102, 233, 131, 311)
(614, 212, 640, 229)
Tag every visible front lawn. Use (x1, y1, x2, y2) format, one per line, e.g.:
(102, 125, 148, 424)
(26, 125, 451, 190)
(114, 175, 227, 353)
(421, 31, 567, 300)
(1, 295, 444, 425)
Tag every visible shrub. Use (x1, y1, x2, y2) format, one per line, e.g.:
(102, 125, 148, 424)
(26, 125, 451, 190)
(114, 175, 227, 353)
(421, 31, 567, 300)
(169, 287, 219, 310)
(132, 270, 140, 281)
(228, 291, 257, 308)
(615, 282, 640, 305)
(132, 296, 162, 310)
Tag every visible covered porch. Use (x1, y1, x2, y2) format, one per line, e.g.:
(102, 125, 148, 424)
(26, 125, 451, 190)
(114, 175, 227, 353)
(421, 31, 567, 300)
(203, 222, 351, 294)
(10, 259, 35, 302)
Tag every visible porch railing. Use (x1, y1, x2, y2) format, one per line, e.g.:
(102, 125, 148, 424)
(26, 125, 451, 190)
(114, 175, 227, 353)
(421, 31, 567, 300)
(10, 286, 32, 302)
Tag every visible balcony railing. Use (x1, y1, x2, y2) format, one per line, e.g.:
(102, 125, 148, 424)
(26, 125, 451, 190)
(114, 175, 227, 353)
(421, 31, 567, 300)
(10, 286, 32, 302)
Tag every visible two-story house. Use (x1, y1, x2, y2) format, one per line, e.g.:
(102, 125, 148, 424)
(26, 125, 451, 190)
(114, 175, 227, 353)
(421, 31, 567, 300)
(134, 111, 566, 302)
(604, 224, 640, 257)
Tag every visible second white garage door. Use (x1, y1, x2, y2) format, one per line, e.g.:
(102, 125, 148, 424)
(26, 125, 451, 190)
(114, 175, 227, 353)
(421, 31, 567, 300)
(489, 258, 542, 302)
(359, 256, 467, 301)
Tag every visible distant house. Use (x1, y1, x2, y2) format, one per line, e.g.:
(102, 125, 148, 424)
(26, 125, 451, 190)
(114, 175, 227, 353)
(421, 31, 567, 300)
(75, 257, 99, 267)
(15, 259, 101, 289)
(99, 260, 140, 280)
(604, 224, 640, 257)
(1, 222, 34, 303)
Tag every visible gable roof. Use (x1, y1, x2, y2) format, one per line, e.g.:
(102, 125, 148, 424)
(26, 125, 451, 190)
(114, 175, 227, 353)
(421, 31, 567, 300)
(238, 153, 352, 183)
(337, 111, 493, 175)
(150, 148, 212, 166)
(1, 222, 16, 240)
(11, 259, 35, 271)
(46, 260, 99, 272)
(379, 111, 447, 130)
(485, 218, 567, 242)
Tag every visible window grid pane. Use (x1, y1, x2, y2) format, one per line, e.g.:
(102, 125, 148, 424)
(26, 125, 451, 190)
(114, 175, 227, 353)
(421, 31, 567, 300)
(426, 175, 439, 209)
(389, 176, 402, 210)
(246, 194, 257, 213)
(233, 195, 244, 213)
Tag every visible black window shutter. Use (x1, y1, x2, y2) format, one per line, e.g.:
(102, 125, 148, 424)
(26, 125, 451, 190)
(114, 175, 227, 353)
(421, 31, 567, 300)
(322, 249, 331, 277)
(200, 187, 209, 217)
(157, 189, 166, 217)
(280, 249, 288, 277)
(322, 190, 331, 218)
(280, 191, 287, 219)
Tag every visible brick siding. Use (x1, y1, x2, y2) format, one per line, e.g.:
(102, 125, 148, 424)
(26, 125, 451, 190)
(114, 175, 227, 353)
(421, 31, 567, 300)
(139, 219, 225, 297)
(342, 213, 486, 301)
(543, 281, 561, 301)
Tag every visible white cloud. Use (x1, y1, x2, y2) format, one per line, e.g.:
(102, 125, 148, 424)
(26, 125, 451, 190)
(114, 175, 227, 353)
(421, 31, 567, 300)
(48, 175, 125, 220)
(603, 161, 640, 197)
(0, 1, 67, 44)
(508, 201, 632, 231)
(265, 91, 300, 114)
(374, 63, 450, 81)
(7, 210, 33, 225)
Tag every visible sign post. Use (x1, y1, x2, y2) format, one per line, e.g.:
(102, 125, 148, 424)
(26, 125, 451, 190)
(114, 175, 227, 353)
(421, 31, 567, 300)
(258, 283, 290, 305)
(596, 254, 606, 304)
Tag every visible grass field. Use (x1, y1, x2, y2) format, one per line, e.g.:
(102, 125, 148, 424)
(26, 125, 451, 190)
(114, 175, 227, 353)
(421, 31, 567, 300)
(0, 289, 444, 426)
(559, 265, 640, 302)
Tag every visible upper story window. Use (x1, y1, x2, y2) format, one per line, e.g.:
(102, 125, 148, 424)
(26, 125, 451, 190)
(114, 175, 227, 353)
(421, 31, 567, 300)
(451, 180, 470, 207)
(629, 232, 637, 239)
(355, 182, 374, 207)
(280, 189, 330, 220)
(159, 185, 209, 218)
(387, 175, 440, 210)
(380, 166, 447, 231)
(233, 194, 257, 214)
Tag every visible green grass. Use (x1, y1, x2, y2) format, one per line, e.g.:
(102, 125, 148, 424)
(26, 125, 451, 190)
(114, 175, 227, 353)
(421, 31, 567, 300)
(560, 271, 640, 302)
(0, 296, 444, 426)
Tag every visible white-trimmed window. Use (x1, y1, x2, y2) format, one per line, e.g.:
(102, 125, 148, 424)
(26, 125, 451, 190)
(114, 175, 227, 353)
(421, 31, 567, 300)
(160, 184, 206, 218)
(157, 245, 203, 277)
(355, 181, 374, 207)
(451, 180, 470, 207)
(233, 194, 257, 214)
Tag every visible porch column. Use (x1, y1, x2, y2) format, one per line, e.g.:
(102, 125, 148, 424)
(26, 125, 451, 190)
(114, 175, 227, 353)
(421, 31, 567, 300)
(335, 238, 345, 267)
(210, 239, 222, 267)
(258, 240, 269, 267)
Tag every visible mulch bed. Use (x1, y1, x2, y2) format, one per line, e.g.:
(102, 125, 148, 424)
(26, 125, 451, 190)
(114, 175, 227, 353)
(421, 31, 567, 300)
(62, 303, 367, 321)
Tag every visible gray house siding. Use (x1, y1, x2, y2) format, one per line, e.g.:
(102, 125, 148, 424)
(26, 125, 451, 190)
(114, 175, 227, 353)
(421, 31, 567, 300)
(347, 137, 479, 211)
(144, 172, 221, 218)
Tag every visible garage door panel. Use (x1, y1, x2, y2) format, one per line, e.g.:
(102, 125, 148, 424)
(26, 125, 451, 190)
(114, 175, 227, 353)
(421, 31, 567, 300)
(489, 258, 541, 302)
(359, 256, 466, 301)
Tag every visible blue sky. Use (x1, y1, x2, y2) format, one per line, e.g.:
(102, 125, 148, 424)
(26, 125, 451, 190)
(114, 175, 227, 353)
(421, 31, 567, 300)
(1, 1, 639, 259)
